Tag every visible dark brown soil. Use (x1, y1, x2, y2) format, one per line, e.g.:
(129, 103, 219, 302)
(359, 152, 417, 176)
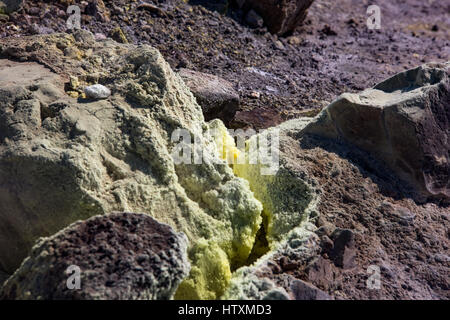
(1, 0, 448, 129)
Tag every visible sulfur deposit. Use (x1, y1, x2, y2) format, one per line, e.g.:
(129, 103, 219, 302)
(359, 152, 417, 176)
(1, 212, 190, 300)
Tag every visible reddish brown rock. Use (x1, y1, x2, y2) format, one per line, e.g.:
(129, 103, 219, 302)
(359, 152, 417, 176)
(0, 212, 190, 300)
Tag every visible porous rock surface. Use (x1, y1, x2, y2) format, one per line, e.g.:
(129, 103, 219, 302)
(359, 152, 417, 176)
(0, 30, 263, 300)
(0, 212, 190, 300)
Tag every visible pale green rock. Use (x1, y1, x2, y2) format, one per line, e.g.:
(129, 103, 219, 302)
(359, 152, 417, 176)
(0, 32, 263, 299)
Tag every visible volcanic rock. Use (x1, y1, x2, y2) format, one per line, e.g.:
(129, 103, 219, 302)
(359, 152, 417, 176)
(0, 0, 22, 14)
(329, 228, 356, 269)
(245, 10, 264, 29)
(244, 0, 315, 35)
(178, 68, 240, 125)
(0, 212, 190, 300)
(305, 62, 450, 201)
(0, 31, 262, 300)
(290, 279, 332, 300)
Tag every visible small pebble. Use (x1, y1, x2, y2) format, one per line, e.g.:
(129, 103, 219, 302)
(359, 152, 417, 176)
(84, 84, 111, 99)
(249, 91, 261, 99)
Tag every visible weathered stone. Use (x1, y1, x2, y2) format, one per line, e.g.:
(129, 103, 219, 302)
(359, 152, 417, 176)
(190, 0, 230, 14)
(178, 68, 239, 125)
(0, 212, 190, 300)
(84, 84, 111, 99)
(222, 268, 290, 300)
(244, 0, 315, 35)
(379, 201, 416, 225)
(290, 279, 332, 300)
(224, 225, 322, 299)
(94, 33, 107, 41)
(306, 256, 336, 289)
(0, 270, 9, 287)
(329, 228, 356, 269)
(245, 10, 264, 28)
(305, 62, 450, 201)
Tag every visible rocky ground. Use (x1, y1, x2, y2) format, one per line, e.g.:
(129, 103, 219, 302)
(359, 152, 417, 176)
(0, 0, 448, 301)
(1, 0, 449, 129)
(245, 135, 449, 299)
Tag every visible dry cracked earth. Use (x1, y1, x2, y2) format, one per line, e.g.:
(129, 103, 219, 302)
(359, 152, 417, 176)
(0, 0, 449, 300)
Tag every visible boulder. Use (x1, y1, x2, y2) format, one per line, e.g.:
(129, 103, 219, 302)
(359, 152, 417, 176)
(0, 0, 22, 14)
(244, 0, 315, 35)
(0, 212, 190, 300)
(178, 68, 240, 125)
(305, 62, 450, 201)
(329, 228, 356, 270)
(245, 10, 264, 28)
